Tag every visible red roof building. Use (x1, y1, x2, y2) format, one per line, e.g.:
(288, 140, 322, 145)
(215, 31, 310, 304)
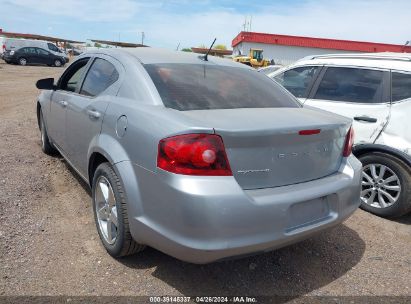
(232, 31, 411, 65)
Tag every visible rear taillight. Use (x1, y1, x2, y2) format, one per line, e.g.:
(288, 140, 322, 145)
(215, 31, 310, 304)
(157, 133, 232, 176)
(343, 126, 354, 157)
(299, 129, 321, 135)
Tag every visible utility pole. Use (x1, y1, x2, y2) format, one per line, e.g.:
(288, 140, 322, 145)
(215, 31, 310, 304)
(250, 15, 252, 31)
(141, 31, 145, 46)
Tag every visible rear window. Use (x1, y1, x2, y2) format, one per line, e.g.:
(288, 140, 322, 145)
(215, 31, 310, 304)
(392, 72, 411, 102)
(144, 63, 300, 111)
(314, 67, 384, 103)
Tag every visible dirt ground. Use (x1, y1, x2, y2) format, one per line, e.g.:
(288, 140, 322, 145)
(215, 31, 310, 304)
(0, 61, 410, 300)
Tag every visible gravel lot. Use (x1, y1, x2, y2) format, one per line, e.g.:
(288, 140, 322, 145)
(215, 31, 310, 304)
(0, 61, 410, 300)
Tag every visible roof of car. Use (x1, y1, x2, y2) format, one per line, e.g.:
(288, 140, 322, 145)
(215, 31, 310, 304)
(82, 47, 249, 68)
(293, 52, 411, 72)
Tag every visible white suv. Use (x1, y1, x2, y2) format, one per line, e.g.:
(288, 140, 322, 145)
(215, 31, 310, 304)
(270, 52, 411, 218)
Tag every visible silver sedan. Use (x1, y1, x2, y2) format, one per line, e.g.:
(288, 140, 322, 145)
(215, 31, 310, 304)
(36, 48, 362, 263)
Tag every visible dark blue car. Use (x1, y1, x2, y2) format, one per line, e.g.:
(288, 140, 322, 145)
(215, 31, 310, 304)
(4, 47, 66, 67)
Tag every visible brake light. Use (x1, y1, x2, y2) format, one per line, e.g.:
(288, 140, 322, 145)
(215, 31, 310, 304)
(299, 129, 321, 135)
(157, 133, 232, 176)
(343, 126, 354, 157)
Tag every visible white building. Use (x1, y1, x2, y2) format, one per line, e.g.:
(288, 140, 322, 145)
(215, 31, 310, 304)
(232, 32, 411, 66)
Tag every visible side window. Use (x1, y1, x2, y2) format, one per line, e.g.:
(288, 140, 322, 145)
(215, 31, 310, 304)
(274, 66, 319, 98)
(80, 58, 119, 97)
(59, 58, 90, 92)
(314, 67, 384, 103)
(47, 43, 59, 52)
(392, 72, 411, 102)
(37, 48, 49, 55)
(27, 47, 37, 54)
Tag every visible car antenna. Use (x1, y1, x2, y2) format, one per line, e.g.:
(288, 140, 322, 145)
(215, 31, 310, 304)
(201, 38, 217, 61)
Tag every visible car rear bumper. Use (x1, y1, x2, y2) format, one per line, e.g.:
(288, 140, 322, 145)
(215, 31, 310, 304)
(3, 54, 15, 62)
(116, 155, 362, 264)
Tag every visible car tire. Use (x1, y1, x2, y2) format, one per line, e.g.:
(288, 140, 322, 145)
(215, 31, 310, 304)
(39, 111, 57, 155)
(18, 57, 27, 66)
(54, 59, 63, 67)
(92, 163, 145, 257)
(359, 152, 411, 218)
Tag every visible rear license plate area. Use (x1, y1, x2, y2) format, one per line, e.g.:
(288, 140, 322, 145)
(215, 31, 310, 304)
(285, 196, 331, 233)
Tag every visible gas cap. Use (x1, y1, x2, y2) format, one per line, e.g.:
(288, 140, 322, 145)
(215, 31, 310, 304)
(116, 115, 128, 138)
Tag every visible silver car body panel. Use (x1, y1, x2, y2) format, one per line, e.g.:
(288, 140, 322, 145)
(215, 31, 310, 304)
(38, 48, 362, 263)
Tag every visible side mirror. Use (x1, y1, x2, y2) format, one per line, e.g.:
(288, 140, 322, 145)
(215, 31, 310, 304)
(36, 78, 56, 90)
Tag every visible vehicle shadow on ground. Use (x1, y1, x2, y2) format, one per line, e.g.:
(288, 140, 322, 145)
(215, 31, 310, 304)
(58, 157, 91, 195)
(392, 213, 411, 224)
(120, 224, 365, 299)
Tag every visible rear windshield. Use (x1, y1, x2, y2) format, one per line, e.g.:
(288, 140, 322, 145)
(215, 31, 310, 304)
(144, 63, 300, 111)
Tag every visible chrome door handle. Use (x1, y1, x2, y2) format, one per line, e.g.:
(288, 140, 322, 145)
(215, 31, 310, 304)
(354, 116, 377, 123)
(87, 109, 101, 119)
(59, 100, 68, 107)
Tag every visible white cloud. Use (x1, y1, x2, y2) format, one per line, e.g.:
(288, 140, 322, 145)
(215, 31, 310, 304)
(8, 0, 146, 22)
(1, 0, 410, 48)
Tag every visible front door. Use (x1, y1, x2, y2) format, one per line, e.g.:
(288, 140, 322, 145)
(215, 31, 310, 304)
(304, 66, 391, 144)
(273, 65, 322, 103)
(65, 56, 121, 176)
(49, 57, 91, 153)
(36, 48, 52, 65)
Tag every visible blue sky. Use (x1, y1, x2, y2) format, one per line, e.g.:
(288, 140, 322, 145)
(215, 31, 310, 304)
(1, 0, 410, 49)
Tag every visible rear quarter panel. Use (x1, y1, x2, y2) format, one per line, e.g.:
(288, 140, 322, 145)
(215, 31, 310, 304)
(375, 98, 411, 155)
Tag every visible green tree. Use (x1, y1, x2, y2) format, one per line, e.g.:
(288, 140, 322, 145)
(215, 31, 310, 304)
(95, 42, 102, 48)
(214, 44, 227, 50)
(181, 48, 192, 52)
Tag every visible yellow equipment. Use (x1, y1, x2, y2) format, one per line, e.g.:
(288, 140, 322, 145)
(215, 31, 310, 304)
(233, 48, 270, 68)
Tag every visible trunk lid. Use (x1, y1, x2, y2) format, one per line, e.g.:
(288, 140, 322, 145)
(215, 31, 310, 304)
(180, 107, 351, 189)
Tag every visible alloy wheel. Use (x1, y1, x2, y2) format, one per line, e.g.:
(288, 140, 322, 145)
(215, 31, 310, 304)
(361, 163, 401, 209)
(94, 176, 118, 245)
(19, 58, 27, 66)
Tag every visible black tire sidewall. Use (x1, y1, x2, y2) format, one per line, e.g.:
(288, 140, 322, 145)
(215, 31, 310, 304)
(19, 57, 27, 66)
(359, 152, 411, 218)
(39, 111, 55, 154)
(92, 163, 127, 257)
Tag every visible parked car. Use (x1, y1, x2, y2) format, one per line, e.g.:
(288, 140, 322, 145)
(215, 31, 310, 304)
(4, 38, 69, 62)
(67, 48, 83, 56)
(269, 52, 411, 218)
(3, 47, 66, 67)
(0, 36, 5, 60)
(35, 48, 361, 263)
(258, 64, 283, 75)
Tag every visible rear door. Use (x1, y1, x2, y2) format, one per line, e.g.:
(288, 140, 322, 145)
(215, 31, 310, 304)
(304, 66, 391, 144)
(65, 55, 122, 176)
(25, 47, 40, 64)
